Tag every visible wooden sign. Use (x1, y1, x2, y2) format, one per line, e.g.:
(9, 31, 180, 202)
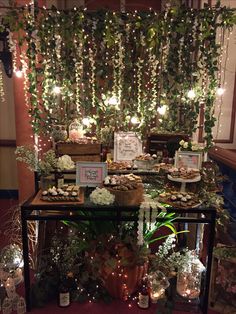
(114, 132, 142, 161)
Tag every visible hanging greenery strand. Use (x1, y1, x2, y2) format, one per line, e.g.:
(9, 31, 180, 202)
(3, 3, 236, 147)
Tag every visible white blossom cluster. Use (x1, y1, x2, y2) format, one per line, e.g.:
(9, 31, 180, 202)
(155, 235, 205, 273)
(179, 140, 204, 151)
(90, 187, 115, 205)
(57, 155, 75, 171)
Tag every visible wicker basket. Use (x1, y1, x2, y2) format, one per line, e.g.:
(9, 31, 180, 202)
(107, 185, 144, 206)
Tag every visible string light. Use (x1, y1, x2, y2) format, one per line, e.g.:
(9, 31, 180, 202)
(157, 105, 167, 115)
(216, 87, 225, 96)
(187, 89, 196, 99)
(131, 116, 139, 124)
(52, 86, 61, 94)
(15, 70, 23, 78)
(108, 96, 119, 105)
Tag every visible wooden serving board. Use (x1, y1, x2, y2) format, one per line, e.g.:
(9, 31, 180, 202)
(31, 189, 84, 205)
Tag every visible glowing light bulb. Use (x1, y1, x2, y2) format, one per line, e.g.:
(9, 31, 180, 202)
(216, 87, 225, 96)
(187, 89, 196, 99)
(157, 105, 167, 115)
(108, 96, 119, 105)
(15, 70, 23, 78)
(131, 116, 139, 124)
(52, 86, 61, 94)
(82, 117, 90, 126)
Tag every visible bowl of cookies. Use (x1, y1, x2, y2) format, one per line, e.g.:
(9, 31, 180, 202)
(103, 174, 144, 206)
(134, 154, 158, 170)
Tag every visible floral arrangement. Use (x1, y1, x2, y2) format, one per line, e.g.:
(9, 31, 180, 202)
(149, 234, 204, 276)
(90, 188, 115, 205)
(179, 140, 204, 152)
(57, 155, 75, 171)
(15, 146, 74, 176)
(15, 146, 57, 176)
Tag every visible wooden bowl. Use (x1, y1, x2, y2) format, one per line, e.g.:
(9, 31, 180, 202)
(106, 184, 144, 206)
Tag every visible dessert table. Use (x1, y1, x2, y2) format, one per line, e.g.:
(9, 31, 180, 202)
(21, 189, 216, 313)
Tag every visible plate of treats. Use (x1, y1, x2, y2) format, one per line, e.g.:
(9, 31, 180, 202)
(108, 161, 133, 171)
(103, 174, 144, 206)
(158, 191, 201, 209)
(168, 167, 201, 182)
(32, 184, 84, 205)
(152, 163, 173, 172)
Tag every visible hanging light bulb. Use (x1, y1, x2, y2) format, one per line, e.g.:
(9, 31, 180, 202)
(131, 116, 139, 124)
(15, 70, 23, 78)
(52, 86, 61, 94)
(157, 105, 167, 115)
(216, 87, 225, 96)
(82, 117, 90, 127)
(187, 89, 196, 99)
(108, 96, 119, 105)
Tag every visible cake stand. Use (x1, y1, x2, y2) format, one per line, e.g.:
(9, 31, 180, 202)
(167, 174, 201, 193)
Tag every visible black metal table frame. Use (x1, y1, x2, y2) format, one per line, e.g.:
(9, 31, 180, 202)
(21, 196, 216, 313)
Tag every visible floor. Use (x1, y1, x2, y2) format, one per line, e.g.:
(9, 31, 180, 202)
(0, 198, 219, 314)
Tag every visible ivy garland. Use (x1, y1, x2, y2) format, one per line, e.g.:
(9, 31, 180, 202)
(2, 3, 236, 147)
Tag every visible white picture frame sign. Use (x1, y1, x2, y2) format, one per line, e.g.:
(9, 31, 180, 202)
(175, 151, 203, 169)
(114, 132, 142, 162)
(76, 162, 107, 187)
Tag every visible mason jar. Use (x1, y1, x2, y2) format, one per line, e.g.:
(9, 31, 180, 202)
(176, 260, 205, 299)
(69, 119, 84, 141)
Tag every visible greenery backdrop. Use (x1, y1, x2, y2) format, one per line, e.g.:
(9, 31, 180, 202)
(2, 2, 236, 147)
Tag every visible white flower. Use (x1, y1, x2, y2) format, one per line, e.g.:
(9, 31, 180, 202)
(179, 140, 185, 146)
(90, 187, 115, 205)
(57, 155, 75, 171)
(183, 142, 188, 149)
(191, 145, 199, 151)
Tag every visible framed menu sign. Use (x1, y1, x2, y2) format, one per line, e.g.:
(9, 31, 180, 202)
(175, 151, 202, 169)
(76, 162, 107, 187)
(114, 132, 142, 162)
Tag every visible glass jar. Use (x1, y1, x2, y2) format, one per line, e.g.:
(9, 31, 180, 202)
(69, 119, 84, 141)
(51, 125, 67, 142)
(147, 271, 169, 304)
(176, 260, 205, 299)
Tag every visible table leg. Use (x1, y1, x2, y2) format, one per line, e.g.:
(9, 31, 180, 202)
(202, 211, 216, 314)
(21, 210, 31, 312)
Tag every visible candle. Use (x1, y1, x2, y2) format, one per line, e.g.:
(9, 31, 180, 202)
(150, 288, 165, 303)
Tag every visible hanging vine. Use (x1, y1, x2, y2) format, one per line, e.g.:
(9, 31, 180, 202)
(2, 3, 236, 147)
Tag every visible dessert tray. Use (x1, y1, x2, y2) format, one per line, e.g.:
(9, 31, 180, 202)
(31, 185, 84, 205)
(158, 191, 201, 209)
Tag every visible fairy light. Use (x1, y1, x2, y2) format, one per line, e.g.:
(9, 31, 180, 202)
(216, 87, 225, 96)
(108, 95, 119, 105)
(15, 70, 23, 78)
(52, 86, 61, 94)
(187, 89, 196, 99)
(157, 105, 167, 115)
(131, 116, 139, 124)
(215, 28, 231, 141)
(0, 62, 5, 102)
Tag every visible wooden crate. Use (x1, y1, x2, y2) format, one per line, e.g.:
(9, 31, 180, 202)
(56, 142, 102, 162)
(146, 133, 188, 156)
